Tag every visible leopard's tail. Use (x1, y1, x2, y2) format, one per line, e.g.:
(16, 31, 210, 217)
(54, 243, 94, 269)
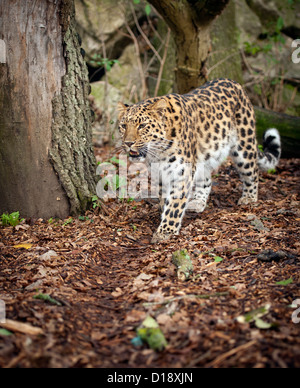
(258, 128, 281, 171)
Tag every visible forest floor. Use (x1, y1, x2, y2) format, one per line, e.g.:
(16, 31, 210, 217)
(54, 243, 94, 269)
(0, 151, 299, 368)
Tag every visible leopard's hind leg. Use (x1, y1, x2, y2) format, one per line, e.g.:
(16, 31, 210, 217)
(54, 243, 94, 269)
(231, 144, 259, 205)
(231, 105, 259, 205)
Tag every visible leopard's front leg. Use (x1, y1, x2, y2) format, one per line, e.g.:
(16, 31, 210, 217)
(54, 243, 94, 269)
(151, 163, 192, 243)
(151, 196, 189, 243)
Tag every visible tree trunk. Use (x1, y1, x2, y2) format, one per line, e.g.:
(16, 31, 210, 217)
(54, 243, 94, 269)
(0, 0, 96, 219)
(175, 25, 211, 93)
(254, 106, 300, 159)
(207, 0, 243, 83)
(148, 0, 230, 94)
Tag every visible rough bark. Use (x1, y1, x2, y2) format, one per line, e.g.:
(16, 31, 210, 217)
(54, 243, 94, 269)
(0, 0, 96, 218)
(147, 0, 230, 93)
(49, 1, 97, 215)
(0, 0, 69, 218)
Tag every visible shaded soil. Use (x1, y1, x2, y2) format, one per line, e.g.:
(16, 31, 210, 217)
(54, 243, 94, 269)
(0, 155, 299, 368)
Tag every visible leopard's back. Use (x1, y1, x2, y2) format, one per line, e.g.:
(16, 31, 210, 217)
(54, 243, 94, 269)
(118, 78, 281, 243)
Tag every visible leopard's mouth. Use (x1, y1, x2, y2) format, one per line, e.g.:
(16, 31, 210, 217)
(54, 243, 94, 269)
(129, 150, 140, 158)
(128, 149, 147, 162)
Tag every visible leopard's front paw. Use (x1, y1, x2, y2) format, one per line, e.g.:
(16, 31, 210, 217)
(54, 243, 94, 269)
(151, 231, 172, 244)
(187, 199, 207, 213)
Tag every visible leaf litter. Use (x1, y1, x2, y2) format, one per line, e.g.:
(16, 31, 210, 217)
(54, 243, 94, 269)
(0, 154, 299, 368)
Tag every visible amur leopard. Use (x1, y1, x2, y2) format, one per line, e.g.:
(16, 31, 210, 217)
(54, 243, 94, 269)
(118, 79, 281, 243)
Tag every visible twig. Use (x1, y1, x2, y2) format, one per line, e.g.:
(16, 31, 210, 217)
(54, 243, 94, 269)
(4, 352, 26, 369)
(0, 319, 43, 336)
(206, 340, 257, 368)
(124, 21, 148, 100)
(130, 3, 162, 62)
(147, 12, 163, 41)
(143, 292, 229, 307)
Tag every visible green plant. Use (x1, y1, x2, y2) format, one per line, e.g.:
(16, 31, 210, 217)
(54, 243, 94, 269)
(112, 174, 127, 199)
(97, 158, 128, 200)
(1, 211, 23, 227)
(109, 156, 126, 167)
(244, 41, 262, 56)
(258, 144, 264, 152)
(91, 194, 101, 210)
(276, 278, 293, 286)
(90, 54, 119, 72)
(242, 13, 298, 113)
(34, 293, 62, 306)
(243, 17, 285, 58)
(214, 256, 223, 263)
(133, 0, 151, 16)
(63, 217, 73, 226)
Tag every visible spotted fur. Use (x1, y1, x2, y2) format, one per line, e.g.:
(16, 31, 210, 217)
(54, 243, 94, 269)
(118, 79, 281, 243)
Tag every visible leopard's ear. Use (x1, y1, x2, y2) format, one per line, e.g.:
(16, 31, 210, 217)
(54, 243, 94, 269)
(118, 102, 129, 111)
(147, 98, 167, 113)
(117, 102, 129, 118)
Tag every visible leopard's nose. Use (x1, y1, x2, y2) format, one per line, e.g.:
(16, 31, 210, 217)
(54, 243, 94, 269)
(125, 141, 135, 148)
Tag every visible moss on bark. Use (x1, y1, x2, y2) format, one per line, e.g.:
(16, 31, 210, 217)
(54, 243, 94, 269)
(255, 106, 300, 158)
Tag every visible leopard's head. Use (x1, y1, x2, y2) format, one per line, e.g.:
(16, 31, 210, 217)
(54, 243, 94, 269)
(118, 98, 170, 162)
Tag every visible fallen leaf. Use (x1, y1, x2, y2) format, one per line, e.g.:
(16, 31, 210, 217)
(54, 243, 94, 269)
(25, 279, 44, 291)
(156, 313, 172, 326)
(13, 243, 32, 249)
(91, 331, 107, 341)
(236, 304, 271, 324)
(40, 250, 58, 261)
(0, 328, 13, 336)
(254, 318, 272, 330)
(214, 256, 224, 263)
(276, 278, 293, 286)
(247, 215, 270, 232)
(111, 287, 123, 297)
(136, 273, 154, 281)
(142, 316, 159, 329)
(125, 310, 147, 324)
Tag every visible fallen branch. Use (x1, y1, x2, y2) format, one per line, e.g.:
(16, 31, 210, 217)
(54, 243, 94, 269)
(206, 340, 257, 368)
(143, 292, 229, 307)
(0, 319, 43, 336)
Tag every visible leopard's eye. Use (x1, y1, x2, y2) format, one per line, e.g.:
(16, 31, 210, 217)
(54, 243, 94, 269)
(138, 123, 147, 130)
(119, 124, 127, 132)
